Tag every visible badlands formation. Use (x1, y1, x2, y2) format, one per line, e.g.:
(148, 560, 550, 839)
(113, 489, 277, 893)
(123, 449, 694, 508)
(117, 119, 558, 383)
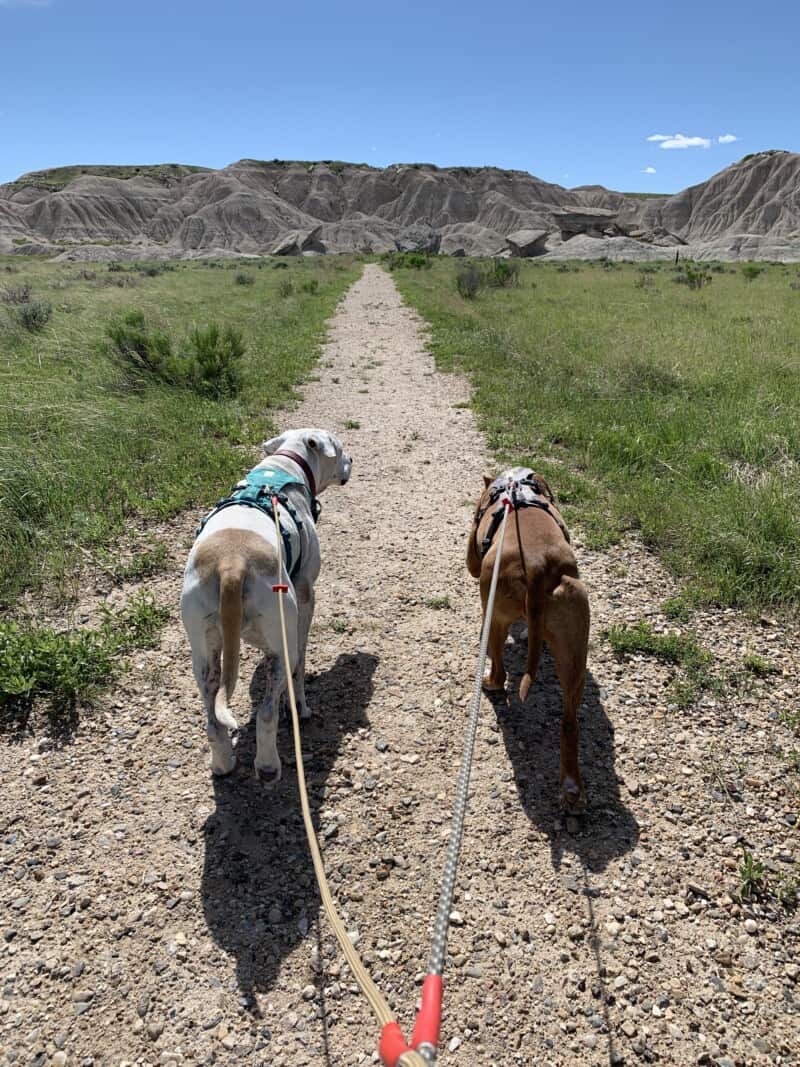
(1, 150, 799, 261)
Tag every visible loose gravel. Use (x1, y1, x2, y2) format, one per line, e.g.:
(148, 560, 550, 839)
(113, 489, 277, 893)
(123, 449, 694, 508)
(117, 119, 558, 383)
(1, 264, 798, 1067)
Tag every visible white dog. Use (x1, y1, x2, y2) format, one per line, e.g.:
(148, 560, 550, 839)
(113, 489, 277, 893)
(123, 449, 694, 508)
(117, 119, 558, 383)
(181, 428, 351, 782)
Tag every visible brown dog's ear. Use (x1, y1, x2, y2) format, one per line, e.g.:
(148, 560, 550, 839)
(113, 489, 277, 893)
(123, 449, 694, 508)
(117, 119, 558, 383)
(482, 475, 493, 488)
(536, 475, 555, 503)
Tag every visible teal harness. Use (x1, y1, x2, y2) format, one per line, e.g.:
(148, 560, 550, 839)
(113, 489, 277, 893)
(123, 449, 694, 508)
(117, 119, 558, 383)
(195, 464, 320, 580)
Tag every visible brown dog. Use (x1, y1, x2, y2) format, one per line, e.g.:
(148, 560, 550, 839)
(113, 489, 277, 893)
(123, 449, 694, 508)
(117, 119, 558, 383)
(467, 467, 590, 811)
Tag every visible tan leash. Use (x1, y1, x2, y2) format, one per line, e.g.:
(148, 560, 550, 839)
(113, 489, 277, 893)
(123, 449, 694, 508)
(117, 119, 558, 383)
(269, 496, 427, 1067)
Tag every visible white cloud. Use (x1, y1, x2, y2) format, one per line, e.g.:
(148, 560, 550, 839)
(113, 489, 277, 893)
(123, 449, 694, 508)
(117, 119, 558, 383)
(718, 133, 738, 144)
(648, 133, 711, 150)
(641, 166, 657, 174)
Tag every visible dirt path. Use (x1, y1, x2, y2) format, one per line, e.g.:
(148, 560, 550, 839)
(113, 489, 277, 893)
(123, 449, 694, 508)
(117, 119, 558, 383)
(2, 264, 798, 1067)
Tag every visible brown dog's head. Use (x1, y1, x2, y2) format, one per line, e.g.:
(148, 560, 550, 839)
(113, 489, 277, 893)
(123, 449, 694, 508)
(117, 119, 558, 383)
(473, 467, 555, 515)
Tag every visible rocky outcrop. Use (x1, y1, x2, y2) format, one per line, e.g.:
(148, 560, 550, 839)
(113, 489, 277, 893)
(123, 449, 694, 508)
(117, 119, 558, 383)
(394, 223, 441, 253)
(504, 228, 549, 257)
(553, 207, 620, 240)
(1, 152, 799, 260)
(268, 225, 324, 256)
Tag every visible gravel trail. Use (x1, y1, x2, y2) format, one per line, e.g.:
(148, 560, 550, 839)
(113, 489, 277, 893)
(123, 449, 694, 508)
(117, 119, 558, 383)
(2, 264, 798, 1067)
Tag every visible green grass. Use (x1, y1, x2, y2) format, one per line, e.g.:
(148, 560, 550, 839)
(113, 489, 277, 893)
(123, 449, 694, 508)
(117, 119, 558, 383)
(101, 541, 170, 584)
(8, 163, 208, 191)
(738, 847, 768, 902)
(393, 258, 800, 612)
(424, 595, 452, 610)
(0, 254, 360, 607)
(742, 652, 778, 676)
(0, 591, 168, 722)
(605, 620, 717, 707)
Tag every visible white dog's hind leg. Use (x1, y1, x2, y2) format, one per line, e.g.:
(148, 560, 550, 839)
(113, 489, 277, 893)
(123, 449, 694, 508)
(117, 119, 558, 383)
(255, 598, 298, 785)
(191, 644, 236, 777)
(293, 581, 315, 720)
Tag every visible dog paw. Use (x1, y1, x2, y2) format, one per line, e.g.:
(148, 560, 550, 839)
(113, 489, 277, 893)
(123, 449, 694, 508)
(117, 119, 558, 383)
(560, 777, 586, 814)
(482, 668, 506, 693)
(211, 752, 237, 777)
(256, 763, 282, 787)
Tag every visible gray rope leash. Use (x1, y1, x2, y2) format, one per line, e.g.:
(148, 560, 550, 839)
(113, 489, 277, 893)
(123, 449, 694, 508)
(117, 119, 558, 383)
(416, 501, 511, 1064)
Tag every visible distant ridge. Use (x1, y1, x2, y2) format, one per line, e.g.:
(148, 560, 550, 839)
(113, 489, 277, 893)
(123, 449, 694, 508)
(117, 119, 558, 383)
(2, 151, 798, 261)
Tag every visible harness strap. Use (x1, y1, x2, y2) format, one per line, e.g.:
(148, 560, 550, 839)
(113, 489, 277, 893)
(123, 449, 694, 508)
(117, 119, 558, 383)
(196, 495, 301, 579)
(475, 476, 569, 561)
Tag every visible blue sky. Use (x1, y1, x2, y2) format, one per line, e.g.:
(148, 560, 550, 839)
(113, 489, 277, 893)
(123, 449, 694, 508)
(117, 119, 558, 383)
(1, 0, 798, 192)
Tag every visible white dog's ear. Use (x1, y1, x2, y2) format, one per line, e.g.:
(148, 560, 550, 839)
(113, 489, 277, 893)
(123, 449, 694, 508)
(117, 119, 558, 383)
(263, 433, 286, 455)
(306, 431, 336, 459)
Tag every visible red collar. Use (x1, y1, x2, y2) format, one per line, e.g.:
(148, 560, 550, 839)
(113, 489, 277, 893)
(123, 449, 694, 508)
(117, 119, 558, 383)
(274, 450, 317, 498)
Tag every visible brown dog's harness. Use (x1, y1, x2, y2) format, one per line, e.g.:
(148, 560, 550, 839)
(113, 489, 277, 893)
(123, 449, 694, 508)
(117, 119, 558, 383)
(474, 475, 569, 564)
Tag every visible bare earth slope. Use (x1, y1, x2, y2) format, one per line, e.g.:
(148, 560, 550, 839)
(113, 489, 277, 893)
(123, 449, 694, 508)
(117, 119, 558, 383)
(1, 266, 798, 1066)
(2, 151, 799, 260)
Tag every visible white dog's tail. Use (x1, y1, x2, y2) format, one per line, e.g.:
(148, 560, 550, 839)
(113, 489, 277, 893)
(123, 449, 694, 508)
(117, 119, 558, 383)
(214, 558, 245, 731)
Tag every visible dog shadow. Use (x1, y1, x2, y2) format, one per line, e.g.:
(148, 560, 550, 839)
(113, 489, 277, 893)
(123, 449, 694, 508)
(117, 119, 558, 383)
(489, 622, 639, 875)
(200, 650, 377, 1011)
(489, 625, 639, 1065)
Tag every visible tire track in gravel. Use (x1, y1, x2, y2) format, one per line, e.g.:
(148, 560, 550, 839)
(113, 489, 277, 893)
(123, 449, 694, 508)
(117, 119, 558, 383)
(2, 264, 798, 1067)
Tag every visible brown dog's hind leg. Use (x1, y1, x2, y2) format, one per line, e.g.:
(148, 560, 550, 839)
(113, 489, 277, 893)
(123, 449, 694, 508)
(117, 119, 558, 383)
(545, 577, 590, 812)
(480, 571, 511, 691)
(484, 614, 511, 691)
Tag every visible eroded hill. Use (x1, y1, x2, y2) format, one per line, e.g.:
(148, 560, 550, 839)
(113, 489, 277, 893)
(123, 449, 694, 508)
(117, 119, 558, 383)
(1, 151, 798, 261)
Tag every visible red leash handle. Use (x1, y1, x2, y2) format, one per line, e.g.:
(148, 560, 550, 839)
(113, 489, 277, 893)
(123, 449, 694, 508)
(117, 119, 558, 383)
(411, 974, 443, 1050)
(379, 976, 443, 1066)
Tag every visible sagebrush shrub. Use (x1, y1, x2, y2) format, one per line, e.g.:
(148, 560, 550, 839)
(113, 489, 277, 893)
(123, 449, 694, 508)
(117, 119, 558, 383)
(234, 272, 255, 286)
(184, 324, 245, 399)
(486, 259, 520, 289)
(107, 310, 176, 381)
(106, 311, 245, 398)
(387, 251, 432, 271)
(301, 278, 319, 294)
(278, 279, 293, 297)
(456, 266, 482, 299)
(15, 301, 53, 331)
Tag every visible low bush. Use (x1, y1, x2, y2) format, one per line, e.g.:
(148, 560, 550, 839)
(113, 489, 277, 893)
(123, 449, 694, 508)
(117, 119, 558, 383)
(184, 323, 245, 399)
(106, 311, 245, 398)
(234, 272, 255, 286)
(14, 300, 53, 331)
(485, 259, 520, 289)
(674, 263, 712, 290)
(301, 278, 319, 294)
(107, 310, 176, 382)
(742, 264, 763, 282)
(278, 279, 294, 298)
(387, 251, 432, 271)
(456, 265, 483, 299)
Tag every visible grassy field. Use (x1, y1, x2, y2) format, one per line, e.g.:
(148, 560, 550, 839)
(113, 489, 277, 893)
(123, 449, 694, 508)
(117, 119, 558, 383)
(393, 257, 800, 612)
(0, 254, 360, 608)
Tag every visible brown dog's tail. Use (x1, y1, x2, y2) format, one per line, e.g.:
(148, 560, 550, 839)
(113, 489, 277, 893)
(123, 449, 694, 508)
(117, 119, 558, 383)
(213, 559, 246, 731)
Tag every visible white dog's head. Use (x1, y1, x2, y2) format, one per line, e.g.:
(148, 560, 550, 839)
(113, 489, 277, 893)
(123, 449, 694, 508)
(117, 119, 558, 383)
(262, 428, 352, 493)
